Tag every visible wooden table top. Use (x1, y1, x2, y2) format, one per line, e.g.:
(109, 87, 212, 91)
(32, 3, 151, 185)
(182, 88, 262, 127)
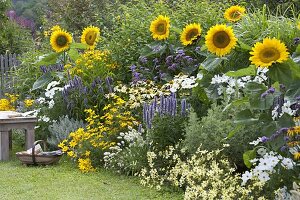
(0, 111, 37, 124)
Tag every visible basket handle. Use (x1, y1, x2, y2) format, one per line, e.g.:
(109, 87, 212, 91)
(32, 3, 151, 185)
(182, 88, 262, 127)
(31, 140, 46, 165)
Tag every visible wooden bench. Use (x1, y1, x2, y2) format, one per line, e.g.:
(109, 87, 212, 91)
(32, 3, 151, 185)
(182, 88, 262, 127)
(0, 111, 37, 160)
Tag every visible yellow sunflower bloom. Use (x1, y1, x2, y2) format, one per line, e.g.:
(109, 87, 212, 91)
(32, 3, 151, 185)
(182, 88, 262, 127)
(249, 38, 289, 68)
(51, 25, 62, 32)
(180, 23, 202, 46)
(224, 5, 246, 22)
(50, 30, 73, 52)
(205, 24, 237, 57)
(81, 26, 100, 49)
(149, 15, 170, 40)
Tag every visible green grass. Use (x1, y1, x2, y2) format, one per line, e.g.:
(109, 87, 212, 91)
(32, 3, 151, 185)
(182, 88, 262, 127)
(0, 155, 183, 200)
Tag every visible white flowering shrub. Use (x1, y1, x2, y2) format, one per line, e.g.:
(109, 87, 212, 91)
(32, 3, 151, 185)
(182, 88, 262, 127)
(139, 146, 267, 199)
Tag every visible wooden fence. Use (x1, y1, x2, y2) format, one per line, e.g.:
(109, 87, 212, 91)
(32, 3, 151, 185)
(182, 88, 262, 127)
(0, 54, 21, 97)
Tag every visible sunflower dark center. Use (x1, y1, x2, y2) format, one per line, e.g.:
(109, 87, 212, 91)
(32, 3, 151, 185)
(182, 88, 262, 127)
(156, 23, 166, 34)
(56, 35, 67, 47)
(213, 31, 230, 48)
(260, 48, 280, 63)
(186, 29, 199, 41)
(85, 31, 97, 45)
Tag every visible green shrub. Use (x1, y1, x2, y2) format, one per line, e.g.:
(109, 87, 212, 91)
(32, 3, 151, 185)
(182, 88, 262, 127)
(183, 104, 263, 170)
(148, 115, 187, 151)
(47, 115, 85, 148)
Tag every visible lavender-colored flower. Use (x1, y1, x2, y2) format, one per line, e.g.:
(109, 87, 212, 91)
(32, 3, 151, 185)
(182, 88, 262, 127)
(279, 84, 286, 91)
(181, 99, 187, 116)
(153, 58, 159, 65)
(139, 56, 148, 64)
(168, 63, 177, 71)
(261, 92, 268, 98)
(280, 145, 287, 152)
(268, 87, 275, 94)
(165, 55, 173, 66)
(105, 77, 114, 93)
(195, 46, 201, 51)
(261, 136, 269, 143)
(296, 96, 300, 101)
(294, 37, 300, 45)
(129, 64, 137, 72)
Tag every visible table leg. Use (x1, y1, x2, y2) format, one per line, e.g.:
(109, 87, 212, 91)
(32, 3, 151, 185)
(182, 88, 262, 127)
(0, 131, 10, 161)
(9, 130, 12, 150)
(25, 128, 35, 150)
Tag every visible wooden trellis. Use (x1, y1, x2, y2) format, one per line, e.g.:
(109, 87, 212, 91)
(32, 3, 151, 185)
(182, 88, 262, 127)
(0, 54, 20, 97)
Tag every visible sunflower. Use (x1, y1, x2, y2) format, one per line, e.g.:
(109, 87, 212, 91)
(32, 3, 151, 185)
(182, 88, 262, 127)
(149, 15, 170, 40)
(81, 26, 100, 49)
(224, 5, 246, 22)
(180, 23, 202, 46)
(51, 25, 62, 32)
(50, 30, 73, 52)
(205, 24, 237, 57)
(249, 38, 289, 68)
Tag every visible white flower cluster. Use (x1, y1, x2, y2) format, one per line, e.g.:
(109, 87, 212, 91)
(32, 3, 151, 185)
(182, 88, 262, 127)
(103, 127, 145, 167)
(241, 151, 295, 186)
(210, 67, 268, 100)
(275, 182, 300, 200)
(272, 101, 297, 120)
(114, 81, 170, 109)
(164, 74, 199, 93)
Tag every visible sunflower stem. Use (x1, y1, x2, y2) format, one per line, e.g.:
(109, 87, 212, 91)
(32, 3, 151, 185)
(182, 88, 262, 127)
(63, 51, 67, 65)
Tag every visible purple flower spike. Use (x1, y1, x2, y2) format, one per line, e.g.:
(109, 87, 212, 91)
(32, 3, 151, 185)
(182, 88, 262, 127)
(261, 136, 269, 143)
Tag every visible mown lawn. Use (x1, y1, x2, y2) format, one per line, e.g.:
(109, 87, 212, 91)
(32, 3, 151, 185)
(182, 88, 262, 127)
(0, 155, 183, 200)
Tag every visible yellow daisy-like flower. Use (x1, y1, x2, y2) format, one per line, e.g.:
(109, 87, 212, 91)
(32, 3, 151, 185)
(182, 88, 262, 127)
(249, 38, 289, 68)
(294, 152, 300, 160)
(205, 24, 237, 57)
(81, 26, 100, 49)
(50, 30, 73, 52)
(180, 23, 202, 46)
(224, 5, 246, 22)
(149, 15, 170, 40)
(24, 99, 34, 108)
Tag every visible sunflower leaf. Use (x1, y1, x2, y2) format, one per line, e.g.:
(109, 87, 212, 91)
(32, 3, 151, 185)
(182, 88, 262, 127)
(70, 43, 89, 50)
(200, 56, 227, 72)
(32, 72, 53, 91)
(238, 41, 252, 51)
(225, 65, 256, 77)
(35, 52, 61, 66)
(68, 49, 80, 61)
(268, 59, 296, 86)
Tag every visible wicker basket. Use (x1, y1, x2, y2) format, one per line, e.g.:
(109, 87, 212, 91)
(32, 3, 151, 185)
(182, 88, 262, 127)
(16, 140, 62, 165)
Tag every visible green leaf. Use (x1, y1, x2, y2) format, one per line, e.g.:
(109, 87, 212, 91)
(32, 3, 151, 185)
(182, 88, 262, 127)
(70, 42, 89, 50)
(243, 150, 256, 168)
(244, 82, 267, 93)
(238, 41, 252, 51)
(268, 59, 296, 86)
(35, 52, 61, 66)
(32, 72, 53, 91)
(223, 97, 249, 111)
(200, 56, 227, 72)
(285, 81, 300, 103)
(249, 93, 276, 110)
(227, 124, 243, 139)
(68, 48, 80, 61)
(278, 113, 295, 128)
(225, 65, 256, 77)
(234, 109, 259, 125)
